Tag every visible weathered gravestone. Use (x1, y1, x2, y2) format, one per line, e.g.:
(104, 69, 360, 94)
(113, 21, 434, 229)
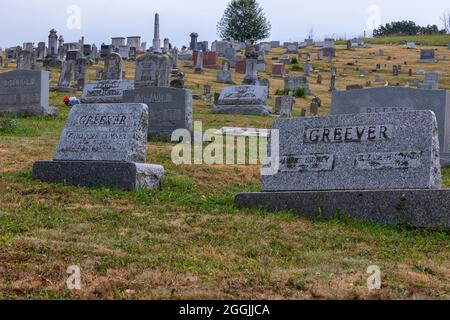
(81, 80, 134, 103)
(419, 49, 436, 63)
(331, 87, 450, 166)
(37, 42, 46, 61)
(16, 50, 37, 70)
(53, 59, 76, 92)
(275, 96, 294, 117)
(33, 103, 164, 190)
(123, 87, 193, 141)
(194, 50, 204, 74)
(103, 52, 123, 80)
(74, 57, 88, 90)
(284, 76, 310, 94)
(304, 62, 313, 76)
(286, 44, 298, 54)
(212, 85, 272, 116)
(271, 63, 285, 77)
(135, 53, 171, 88)
(322, 47, 336, 58)
(242, 40, 258, 85)
(0, 70, 57, 116)
(421, 72, 440, 90)
(235, 110, 450, 229)
(118, 45, 130, 60)
(217, 61, 233, 83)
(279, 55, 290, 65)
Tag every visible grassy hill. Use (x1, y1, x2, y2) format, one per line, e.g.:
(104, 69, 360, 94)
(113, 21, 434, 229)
(0, 40, 449, 299)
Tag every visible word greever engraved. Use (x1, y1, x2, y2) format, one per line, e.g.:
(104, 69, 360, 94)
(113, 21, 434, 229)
(76, 113, 129, 126)
(280, 154, 335, 172)
(304, 125, 392, 144)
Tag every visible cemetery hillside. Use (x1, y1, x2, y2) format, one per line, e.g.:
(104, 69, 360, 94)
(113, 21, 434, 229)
(0, 3, 449, 302)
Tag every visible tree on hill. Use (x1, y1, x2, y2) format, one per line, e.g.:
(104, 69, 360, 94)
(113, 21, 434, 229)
(373, 20, 446, 37)
(217, 0, 271, 42)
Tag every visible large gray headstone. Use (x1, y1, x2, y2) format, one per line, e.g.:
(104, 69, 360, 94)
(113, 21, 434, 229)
(275, 96, 294, 117)
(123, 87, 193, 141)
(135, 53, 171, 88)
(216, 70, 232, 83)
(103, 52, 123, 80)
(284, 76, 310, 94)
(81, 80, 134, 103)
(420, 49, 436, 62)
(54, 103, 149, 162)
(331, 87, 450, 165)
(0, 70, 56, 116)
(262, 111, 441, 192)
(74, 57, 88, 90)
(16, 50, 37, 70)
(421, 72, 440, 90)
(55, 59, 76, 92)
(33, 103, 164, 190)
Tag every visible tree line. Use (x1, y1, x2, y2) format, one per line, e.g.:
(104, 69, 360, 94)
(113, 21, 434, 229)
(373, 20, 447, 37)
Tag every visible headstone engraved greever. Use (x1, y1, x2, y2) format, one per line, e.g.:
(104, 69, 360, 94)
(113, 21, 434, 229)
(331, 87, 450, 167)
(123, 87, 193, 141)
(33, 103, 164, 190)
(0, 70, 57, 116)
(235, 111, 450, 229)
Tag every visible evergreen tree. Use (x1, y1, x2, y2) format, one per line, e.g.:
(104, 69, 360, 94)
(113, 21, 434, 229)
(217, 0, 271, 42)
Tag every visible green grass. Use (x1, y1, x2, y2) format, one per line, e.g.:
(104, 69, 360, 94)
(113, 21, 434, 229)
(363, 35, 450, 46)
(0, 42, 449, 300)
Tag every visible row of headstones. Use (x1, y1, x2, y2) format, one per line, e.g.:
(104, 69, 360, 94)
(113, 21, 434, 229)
(1, 67, 450, 228)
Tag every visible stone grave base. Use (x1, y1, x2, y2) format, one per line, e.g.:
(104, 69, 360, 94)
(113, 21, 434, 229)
(33, 161, 164, 191)
(0, 106, 58, 117)
(419, 59, 436, 63)
(51, 86, 76, 93)
(212, 105, 272, 116)
(235, 190, 450, 229)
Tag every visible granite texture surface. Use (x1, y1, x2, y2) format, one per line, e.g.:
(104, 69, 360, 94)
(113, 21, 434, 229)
(262, 110, 441, 191)
(331, 87, 450, 166)
(33, 161, 163, 191)
(235, 190, 450, 229)
(123, 87, 193, 141)
(54, 103, 149, 162)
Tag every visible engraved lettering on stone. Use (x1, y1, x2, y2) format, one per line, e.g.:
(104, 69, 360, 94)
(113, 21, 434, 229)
(304, 125, 393, 144)
(362, 107, 411, 113)
(355, 151, 423, 170)
(280, 154, 335, 172)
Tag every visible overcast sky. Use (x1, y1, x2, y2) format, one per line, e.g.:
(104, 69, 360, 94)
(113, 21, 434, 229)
(1, 0, 449, 48)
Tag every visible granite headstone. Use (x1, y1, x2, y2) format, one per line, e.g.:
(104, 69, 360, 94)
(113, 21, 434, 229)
(33, 103, 164, 190)
(123, 87, 193, 141)
(0, 70, 57, 116)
